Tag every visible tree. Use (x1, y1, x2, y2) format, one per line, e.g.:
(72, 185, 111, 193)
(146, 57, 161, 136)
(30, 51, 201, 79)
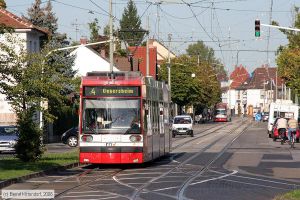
(186, 40, 226, 76)
(88, 18, 100, 43)
(158, 55, 220, 108)
(0, 34, 75, 161)
(186, 41, 214, 62)
(119, 0, 145, 46)
(0, 0, 6, 8)
(43, 0, 58, 36)
(23, 0, 45, 31)
(275, 7, 300, 96)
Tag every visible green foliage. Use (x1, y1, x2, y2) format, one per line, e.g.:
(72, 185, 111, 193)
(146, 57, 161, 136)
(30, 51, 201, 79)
(277, 48, 300, 94)
(186, 40, 226, 75)
(15, 109, 45, 162)
(43, 0, 58, 36)
(0, 0, 6, 8)
(158, 55, 221, 107)
(103, 24, 110, 36)
(119, 0, 145, 46)
(88, 18, 100, 42)
(0, 34, 76, 161)
(24, 0, 58, 36)
(275, 7, 300, 97)
(23, 0, 45, 30)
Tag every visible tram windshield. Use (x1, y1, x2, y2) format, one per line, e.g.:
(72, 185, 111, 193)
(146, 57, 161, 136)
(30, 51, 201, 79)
(83, 98, 140, 134)
(215, 109, 226, 115)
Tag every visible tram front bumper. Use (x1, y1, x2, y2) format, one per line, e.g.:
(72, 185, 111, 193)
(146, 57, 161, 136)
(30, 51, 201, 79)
(79, 146, 143, 164)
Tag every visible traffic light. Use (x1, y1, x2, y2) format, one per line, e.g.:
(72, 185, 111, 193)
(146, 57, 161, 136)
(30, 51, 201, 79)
(255, 19, 260, 37)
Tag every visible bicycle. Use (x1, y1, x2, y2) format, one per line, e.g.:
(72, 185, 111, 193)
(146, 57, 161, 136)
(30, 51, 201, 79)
(290, 130, 297, 148)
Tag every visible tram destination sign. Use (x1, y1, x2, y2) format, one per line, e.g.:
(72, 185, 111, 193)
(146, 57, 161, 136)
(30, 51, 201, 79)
(84, 86, 140, 97)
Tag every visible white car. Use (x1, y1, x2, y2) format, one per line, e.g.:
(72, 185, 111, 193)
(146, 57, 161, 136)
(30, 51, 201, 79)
(172, 115, 193, 137)
(0, 126, 18, 153)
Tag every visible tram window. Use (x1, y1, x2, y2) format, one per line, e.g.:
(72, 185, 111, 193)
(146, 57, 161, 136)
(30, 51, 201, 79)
(143, 100, 148, 130)
(83, 99, 140, 134)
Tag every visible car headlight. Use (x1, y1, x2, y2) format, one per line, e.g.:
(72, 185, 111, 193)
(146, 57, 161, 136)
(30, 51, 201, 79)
(9, 141, 16, 147)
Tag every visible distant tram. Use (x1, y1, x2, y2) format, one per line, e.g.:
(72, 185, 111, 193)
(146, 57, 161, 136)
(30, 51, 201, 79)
(79, 71, 171, 164)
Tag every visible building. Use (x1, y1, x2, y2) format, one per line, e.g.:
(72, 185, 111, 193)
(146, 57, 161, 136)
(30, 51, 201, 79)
(245, 66, 284, 113)
(0, 8, 48, 125)
(149, 39, 176, 66)
(226, 65, 250, 115)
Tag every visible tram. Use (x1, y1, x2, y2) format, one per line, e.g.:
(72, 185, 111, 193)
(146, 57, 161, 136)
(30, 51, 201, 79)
(79, 71, 171, 164)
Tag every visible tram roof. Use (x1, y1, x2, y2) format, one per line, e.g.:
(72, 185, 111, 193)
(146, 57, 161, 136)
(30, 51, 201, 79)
(82, 71, 143, 85)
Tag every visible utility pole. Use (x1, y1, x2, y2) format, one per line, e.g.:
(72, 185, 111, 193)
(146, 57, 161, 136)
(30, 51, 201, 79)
(266, 0, 273, 64)
(167, 33, 172, 92)
(109, 0, 114, 73)
(71, 18, 80, 42)
(146, 16, 150, 76)
(275, 69, 278, 100)
(157, 5, 160, 41)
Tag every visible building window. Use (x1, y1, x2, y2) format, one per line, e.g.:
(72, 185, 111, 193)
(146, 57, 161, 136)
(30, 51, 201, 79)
(34, 41, 37, 52)
(29, 41, 32, 52)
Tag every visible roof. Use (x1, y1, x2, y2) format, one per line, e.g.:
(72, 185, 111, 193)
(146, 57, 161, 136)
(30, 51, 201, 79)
(70, 45, 119, 76)
(114, 56, 139, 72)
(0, 8, 48, 34)
(246, 66, 284, 90)
(229, 65, 249, 89)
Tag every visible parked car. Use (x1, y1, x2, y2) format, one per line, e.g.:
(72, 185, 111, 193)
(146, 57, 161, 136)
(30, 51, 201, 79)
(61, 127, 78, 147)
(0, 126, 18, 153)
(171, 115, 193, 137)
(262, 112, 269, 122)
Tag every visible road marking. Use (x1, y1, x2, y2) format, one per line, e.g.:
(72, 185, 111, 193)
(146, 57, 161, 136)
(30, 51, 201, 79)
(221, 179, 291, 190)
(211, 170, 300, 187)
(150, 186, 180, 192)
(26, 180, 50, 183)
(112, 176, 135, 189)
(118, 172, 162, 176)
(190, 170, 238, 185)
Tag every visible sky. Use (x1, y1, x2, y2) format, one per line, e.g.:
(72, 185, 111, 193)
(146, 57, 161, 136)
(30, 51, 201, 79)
(5, 0, 300, 73)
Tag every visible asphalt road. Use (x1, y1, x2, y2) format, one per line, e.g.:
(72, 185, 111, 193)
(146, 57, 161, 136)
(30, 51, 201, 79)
(2, 117, 300, 200)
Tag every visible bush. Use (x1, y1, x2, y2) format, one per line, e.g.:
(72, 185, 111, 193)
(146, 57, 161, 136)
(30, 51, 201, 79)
(15, 109, 45, 162)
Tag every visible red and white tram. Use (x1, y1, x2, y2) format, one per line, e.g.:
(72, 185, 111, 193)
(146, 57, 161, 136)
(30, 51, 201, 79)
(79, 71, 171, 164)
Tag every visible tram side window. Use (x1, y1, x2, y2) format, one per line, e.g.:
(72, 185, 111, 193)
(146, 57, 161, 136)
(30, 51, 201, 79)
(143, 100, 147, 131)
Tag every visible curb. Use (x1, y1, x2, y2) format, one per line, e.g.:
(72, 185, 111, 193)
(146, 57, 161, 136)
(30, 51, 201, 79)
(0, 162, 81, 189)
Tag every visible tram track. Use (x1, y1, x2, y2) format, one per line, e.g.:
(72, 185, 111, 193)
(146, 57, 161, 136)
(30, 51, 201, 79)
(171, 120, 236, 151)
(49, 118, 248, 200)
(54, 166, 124, 199)
(122, 118, 251, 200)
(176, 120, 250, 200)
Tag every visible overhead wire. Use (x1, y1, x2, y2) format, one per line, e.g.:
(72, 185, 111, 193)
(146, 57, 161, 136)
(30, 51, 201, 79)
(181, 0, 217, 43)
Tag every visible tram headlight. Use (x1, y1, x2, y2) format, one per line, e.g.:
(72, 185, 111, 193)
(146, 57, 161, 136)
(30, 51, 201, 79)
(129, 135, 142, 142)
(81, 135, 93, 142)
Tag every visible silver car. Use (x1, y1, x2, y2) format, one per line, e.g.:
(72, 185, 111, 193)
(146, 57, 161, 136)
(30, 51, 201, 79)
(0, 126, 18, 153)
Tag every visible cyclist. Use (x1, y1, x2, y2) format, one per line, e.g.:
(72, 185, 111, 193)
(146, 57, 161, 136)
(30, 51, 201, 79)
(276, 114, 288, 142)
(288, 116, 298, 144)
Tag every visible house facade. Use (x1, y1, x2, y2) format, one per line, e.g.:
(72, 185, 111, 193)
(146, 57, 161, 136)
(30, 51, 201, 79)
(221, 65, 285, 116)
(0, 8, 48, 125)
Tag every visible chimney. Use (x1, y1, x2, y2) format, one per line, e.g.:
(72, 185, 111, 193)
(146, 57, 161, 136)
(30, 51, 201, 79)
(80, 37, 87, 45)
(100, 49, 106, 58)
